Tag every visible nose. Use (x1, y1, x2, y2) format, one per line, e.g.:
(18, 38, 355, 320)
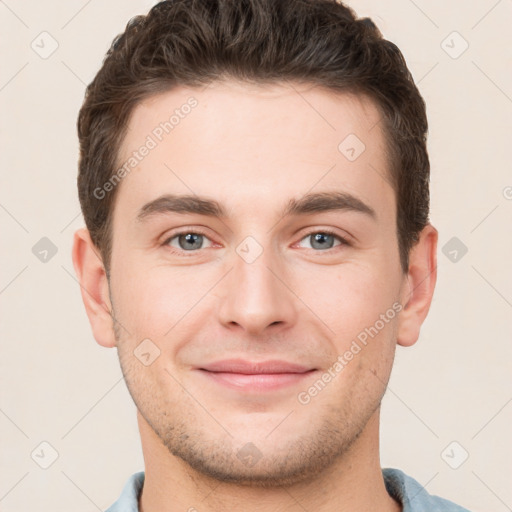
(216, 240, 298, 337)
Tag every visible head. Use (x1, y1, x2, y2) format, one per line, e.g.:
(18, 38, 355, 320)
(73, 0, 437, 486)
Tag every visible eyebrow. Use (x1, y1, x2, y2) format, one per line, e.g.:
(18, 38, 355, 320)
(136, 191, 376, 223)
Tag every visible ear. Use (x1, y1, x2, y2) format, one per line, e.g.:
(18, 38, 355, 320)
(396, 224, 438, 347)
(71, 227, 116, 348)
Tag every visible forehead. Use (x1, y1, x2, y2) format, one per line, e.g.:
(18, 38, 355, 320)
(113, 80, 394, 227)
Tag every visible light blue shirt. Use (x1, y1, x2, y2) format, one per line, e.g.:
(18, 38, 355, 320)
(106, 468, 471, 511)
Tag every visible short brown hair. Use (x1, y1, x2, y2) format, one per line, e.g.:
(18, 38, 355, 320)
(77, 0, 429, 275)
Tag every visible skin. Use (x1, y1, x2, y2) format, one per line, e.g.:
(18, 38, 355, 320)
(72, 80, 437, 512)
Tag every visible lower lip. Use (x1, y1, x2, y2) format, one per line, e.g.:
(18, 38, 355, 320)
(198, 370, 316, 392)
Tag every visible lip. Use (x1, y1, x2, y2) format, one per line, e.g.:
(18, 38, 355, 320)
(199, 358, 314, 374)
(196, 359, 317, 392)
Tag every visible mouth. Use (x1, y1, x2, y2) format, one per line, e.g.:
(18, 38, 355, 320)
(196, 359, 318, 392)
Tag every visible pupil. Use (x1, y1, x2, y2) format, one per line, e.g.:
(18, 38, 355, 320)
(312, 233, 333, 250)
(180, 233, 201, 250)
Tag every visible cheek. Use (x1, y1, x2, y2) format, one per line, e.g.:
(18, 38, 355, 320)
(111, 260, 217, 341)
(298, 260, 400, 334)
(294, 260, 402, 390)
(111, 239, 402, 348)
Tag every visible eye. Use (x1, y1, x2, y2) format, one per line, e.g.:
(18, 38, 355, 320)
(163, 230, 214, 253)
(297, 230, 349, 251)
(161, 228, 350, 256)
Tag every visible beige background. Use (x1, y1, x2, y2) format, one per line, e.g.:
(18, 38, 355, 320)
(1, 1, 511, 511)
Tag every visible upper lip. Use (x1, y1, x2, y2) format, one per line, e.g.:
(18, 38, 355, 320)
(198, 359, 314, 374)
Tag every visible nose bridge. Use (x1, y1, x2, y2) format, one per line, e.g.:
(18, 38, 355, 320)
(216, 234, 297, 335)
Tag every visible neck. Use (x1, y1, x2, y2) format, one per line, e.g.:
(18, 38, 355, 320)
(137, 409, 401, 512)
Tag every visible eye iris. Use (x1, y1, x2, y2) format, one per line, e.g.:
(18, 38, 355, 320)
(179, 233, 202, 250)
(311, 233, 334, 250)
(174, 233, 337, 251)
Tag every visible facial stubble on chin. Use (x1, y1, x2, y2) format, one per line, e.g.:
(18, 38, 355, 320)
(111, 313, 385, 489)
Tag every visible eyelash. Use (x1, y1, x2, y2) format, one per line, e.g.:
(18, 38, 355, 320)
(161, 228, 350, 257)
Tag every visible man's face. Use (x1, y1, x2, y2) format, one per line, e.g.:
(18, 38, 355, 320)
(108, 81, 408, 485)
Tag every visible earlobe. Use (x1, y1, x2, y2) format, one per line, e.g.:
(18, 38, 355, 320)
(71, 227, 117, 348)
(396, 224, 438, 347)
